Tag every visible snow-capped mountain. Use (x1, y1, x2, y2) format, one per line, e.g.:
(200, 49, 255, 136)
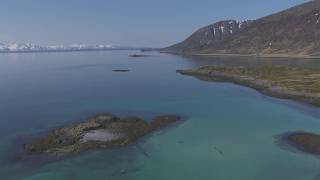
(163, 20, 252, 52)
(7, 43, 44, 51)
(0, 43, 9, 51)
(0, 43, 130, 53)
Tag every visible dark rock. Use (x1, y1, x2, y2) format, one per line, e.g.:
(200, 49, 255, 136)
(129, 54, 148, 58)
(113, 69, 130, 72)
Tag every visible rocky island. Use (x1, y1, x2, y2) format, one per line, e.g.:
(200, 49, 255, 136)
(24, 114, 180, 155)
(177, 66, 320, 106)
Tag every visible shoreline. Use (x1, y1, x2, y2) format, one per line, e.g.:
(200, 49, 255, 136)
(177, 66, 320, 107)
(161, 51, 320, 59)
(191, 53, 320, 59)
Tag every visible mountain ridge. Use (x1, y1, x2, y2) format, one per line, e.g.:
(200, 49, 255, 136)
(164, 0, 320, 57)
(163, 20, 252, 52)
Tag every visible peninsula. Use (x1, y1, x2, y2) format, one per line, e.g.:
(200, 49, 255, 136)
(177, 66, 320, 106)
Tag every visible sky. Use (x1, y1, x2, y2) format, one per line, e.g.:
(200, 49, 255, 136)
(0, 0, 309, 48)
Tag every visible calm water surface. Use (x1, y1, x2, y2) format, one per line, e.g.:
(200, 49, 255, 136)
(1, 51, 320, 180)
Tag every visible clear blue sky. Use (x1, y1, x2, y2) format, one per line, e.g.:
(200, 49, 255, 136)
(0, 0, 308, 47)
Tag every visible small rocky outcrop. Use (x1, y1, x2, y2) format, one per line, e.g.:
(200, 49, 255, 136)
(24, 114, 180, 155)
(129, 54, 149, 57)
(112, 69, 130, 72)
(280, 132, 320, 155)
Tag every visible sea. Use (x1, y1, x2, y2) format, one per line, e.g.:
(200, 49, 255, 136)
(0, 51, 320, 180)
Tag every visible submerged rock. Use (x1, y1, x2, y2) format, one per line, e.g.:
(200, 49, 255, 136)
(24, 114, 180, 155)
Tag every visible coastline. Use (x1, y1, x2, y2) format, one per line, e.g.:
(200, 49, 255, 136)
(177, 66, 320, 107)
(191, 53, 320, 59)
(160, 51, 320, 59)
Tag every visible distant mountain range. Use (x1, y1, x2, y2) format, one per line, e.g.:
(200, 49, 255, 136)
(164, 0, 320, 57)
(0, 43, 135, 53)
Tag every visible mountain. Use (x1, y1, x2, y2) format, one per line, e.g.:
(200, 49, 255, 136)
(0, 43, 8, 51)
(164, 20, 252, 52)
(0, 43, 133, 53)
(164, 0, 320, 56)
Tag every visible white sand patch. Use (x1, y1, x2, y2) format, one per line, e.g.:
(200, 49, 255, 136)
(81, 130, 123, 142)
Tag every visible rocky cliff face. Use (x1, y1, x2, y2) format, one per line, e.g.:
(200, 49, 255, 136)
(165, 0, 320, 56)
(164, 20, 252, 52)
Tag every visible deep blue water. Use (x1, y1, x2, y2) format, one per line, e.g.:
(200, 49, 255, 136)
(1, 51, 320, 180)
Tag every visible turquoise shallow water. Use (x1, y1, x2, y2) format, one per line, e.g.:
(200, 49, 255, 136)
(1, 51, 320, 179)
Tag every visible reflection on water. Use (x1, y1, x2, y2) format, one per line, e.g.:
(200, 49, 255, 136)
(182, 54, 320, 69)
